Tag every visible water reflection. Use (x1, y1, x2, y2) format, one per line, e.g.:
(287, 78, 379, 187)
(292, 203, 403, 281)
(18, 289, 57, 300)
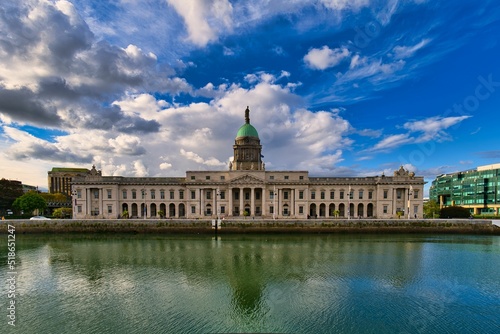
(1, 234, 498, 334)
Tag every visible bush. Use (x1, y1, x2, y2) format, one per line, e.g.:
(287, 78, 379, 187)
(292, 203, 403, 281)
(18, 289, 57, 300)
(440, 206, 470, 218)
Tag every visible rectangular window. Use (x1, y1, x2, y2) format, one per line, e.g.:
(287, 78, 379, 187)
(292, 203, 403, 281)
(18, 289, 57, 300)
(245, 192, 250, 200)
(284, 176, 289, 180)
(311, 191, 316, 200)
(206, 191, 211, 200)
(150, 190, 155, 199)
(235, 191, 239, 200)
(160, 190, 165, 199)
(107, 190, 112, 199)
(383, 205, 388, 214)
(206, 176, 210, 180)
(191, 176, 195, 180)
(107, 205, 112, 214)
(191, 206, 196, 214)
(299, 176, 304, 180)
(340, 191, 344, 199)
(269, 176, 274, 180)
(270, 206, 274, 214)
(220, 176, 225, 180)
(179, 190, 184, 200)
(269, 191, 274, 200)
(299, 206, 304, 214)
(170, 191, 174, 200)
(414, 190, 419, 199)
(220, 191, 225, 200)
(383, 190, 388, 199)
(284, 191, 289, 200)
(330, 191, 334, 200)
(299, 191, 304, 199)
(141, 190, 145, 200)
(77, 205, 82, 213)
(349, 191, 353, 200)
(122, 190, 127, 199)
(220, 206, 225, 214)
(414, 205, 418, 214)
(191, 191, 196, 199)
(77, 190, 82, 199)
(132, 191, 136, 199)
(358, 191, 363, 200)
(320, 192, 325, 200)
(397, 190, 402, 199)
(368, 191, 373, 200)
(255, 191, 260, 200)
(94, 190, 99, 199)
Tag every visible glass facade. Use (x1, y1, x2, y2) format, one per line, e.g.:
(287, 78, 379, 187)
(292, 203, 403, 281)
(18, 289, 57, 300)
(430, 164, 500, 215)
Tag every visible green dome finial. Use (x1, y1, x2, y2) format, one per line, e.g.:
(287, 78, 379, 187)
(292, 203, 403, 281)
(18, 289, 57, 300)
(245, 106, 250, 124)
(236, 106, 259, 139)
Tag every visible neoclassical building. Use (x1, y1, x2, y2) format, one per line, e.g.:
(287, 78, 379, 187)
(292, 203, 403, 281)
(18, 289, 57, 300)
(72, 107, 425, 219)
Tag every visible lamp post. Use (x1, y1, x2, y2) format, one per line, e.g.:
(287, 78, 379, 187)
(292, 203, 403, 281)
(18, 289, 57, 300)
(407, 186, 413, 219)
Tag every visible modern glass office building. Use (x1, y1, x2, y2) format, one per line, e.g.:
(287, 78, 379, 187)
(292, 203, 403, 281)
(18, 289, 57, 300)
(430, 163, 500, 215)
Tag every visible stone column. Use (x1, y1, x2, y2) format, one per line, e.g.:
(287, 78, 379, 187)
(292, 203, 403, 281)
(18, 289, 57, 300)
(239, 188, 244, 216)
(213, 188, 217, 217)
(251, 187, 255, 216)
(278, 189, 282, 218)
(200, 189, 205, 216)
(261, 187, 266, 216)
(229, 188, 233, 216)
(392, 188, 396, 215)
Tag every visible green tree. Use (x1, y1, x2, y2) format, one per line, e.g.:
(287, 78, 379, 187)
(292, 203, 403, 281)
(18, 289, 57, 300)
(423, 200, 440, 218)
(0, 179, 24, 213)
(52, 207, 72, 218)
(12, 191, 47, 215)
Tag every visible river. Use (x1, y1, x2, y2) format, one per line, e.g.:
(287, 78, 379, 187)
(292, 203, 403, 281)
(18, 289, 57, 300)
(1, 233, 499, 333)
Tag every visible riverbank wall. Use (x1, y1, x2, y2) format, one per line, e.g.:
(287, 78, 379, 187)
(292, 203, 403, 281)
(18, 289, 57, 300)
(1, 219, 499, 235)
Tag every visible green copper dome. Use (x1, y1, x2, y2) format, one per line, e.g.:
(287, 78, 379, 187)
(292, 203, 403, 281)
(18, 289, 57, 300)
(235, 106, 259, 139)
(236, 123, 259, 139)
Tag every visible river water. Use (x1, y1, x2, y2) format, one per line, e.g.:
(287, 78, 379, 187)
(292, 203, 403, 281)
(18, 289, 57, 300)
(1, 233, 499, 333)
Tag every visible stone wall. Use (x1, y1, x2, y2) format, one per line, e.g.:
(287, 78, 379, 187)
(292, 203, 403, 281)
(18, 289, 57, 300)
(1, 218, 498, 234)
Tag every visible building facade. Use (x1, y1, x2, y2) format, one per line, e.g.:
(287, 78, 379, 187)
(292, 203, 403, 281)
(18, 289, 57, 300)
(430, 163, 500, 215)
(48, 167, 91, 196)
(72, 107, 425, 219)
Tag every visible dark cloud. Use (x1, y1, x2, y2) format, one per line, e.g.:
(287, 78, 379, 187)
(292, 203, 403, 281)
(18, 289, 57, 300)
(8, 142, 92, 164)
(65, 104, 160, 134)
(38, 77, 80, 100)
(0, 86, 62, 126)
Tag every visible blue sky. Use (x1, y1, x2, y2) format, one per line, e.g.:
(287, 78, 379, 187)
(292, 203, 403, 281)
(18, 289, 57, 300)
(1, 0, 499, 195)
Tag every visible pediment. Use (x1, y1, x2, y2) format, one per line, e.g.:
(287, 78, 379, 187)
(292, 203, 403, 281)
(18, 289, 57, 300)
(229, 174, 265, 185)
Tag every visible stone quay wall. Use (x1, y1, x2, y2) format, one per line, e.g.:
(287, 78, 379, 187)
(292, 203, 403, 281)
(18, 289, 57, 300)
(1, 218, 498, 235)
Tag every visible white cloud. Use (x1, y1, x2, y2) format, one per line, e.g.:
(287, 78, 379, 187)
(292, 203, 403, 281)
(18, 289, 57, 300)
(370, 134, 412, 152)
(180, 149, 226, 167)
(133, 160, 149, 177)
(319, 0, 371, 11)
(304, 46, 350, 70)
(159, 162, 173, 170)
(403, 116, 471, 142)
(392, 39, 431, 59)
(167, 0, 233, 46)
